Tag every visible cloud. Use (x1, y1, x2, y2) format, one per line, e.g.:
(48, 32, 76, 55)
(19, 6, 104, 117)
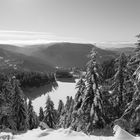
(0, 30, 91, 45)
(0, 30, 55, 39)
(0, 30, 62, 45)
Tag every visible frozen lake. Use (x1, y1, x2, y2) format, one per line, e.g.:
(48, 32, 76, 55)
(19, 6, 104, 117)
(32, 79, 78, 115)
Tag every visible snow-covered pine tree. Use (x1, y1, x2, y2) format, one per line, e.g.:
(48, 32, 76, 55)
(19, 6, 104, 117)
(65, 97, 74, 128)
(110, 53, 130, 117)
(27, 100, 39, 130)
(58, 96, 74, 128)
(58, 96, 69, 128)
(43, 95, 56, 128)
(12, 78, 28, 131)
(120, 35, 140, 133)
(70, 78, 86, 131)
(79, 48, 105, 132)
(119, 65, 140, 133)
(39, 107, 44, 122)
(65, 96, 71, 111)
(128, 34, 140, 68)
(0, 79, 18, 131)
(74, 78, 85, 110)
(57, 100, 64, 124)
(57, 100, 64, 115)
(1, 80, 15, 104)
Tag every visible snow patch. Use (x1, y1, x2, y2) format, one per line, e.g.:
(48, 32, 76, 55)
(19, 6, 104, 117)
(0, 132, 13, 140)
(113, 125, 136, 140)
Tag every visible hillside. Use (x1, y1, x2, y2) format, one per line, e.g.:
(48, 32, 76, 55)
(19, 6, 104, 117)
(0, 45, 54, 72)
(0, 43, 135, 71)
(24, 43, 119, 68)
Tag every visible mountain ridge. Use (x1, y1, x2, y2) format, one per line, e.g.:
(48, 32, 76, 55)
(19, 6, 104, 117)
(0, 42, 135, 71)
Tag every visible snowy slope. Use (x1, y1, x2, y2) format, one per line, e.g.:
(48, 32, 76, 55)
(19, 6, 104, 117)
(32, 80, 78, 115)
(0, 125, 138, 140)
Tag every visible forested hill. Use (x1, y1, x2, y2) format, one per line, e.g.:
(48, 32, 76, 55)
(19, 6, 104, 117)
(26, 43, 118, 68)
(0, 43, 135, 71)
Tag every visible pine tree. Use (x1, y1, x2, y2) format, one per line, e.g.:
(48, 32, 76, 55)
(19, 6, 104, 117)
(27, 100, 39, 130)
(63, 96, 74, 128)
(58, 96, 74, 128)
(70, 49, 105, 133)
(39, 107, 44, 122)
(58, 97, 69, 128)
(110, 53, 129, 117)
(0, 79, 17, 131)
(56, 100, 64, 126)
(65, 96, 71, 111)
(70, 79, 86, 131)
(120, 36, 140, 133)
(111, 53, 134, 118)
(57, 100, 64, 116)
(64, 96, 71, 128)
(74, 78, 85, 110)
(12, 78, 28, 131)
(66, 97, 74, 128)
(1, 79, 15, 105)
(128, 34, 140, 68)
(118, 65, 140, 133)
(43, 96, 56, 128)
(79, 49, 105, 132)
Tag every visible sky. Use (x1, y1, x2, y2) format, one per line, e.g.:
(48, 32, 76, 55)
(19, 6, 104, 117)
(0, 0, 139, 44)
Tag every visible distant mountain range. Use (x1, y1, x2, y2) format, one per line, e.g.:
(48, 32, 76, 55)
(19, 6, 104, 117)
(0, 42, 136, 72)
(96, 42, 135, 48)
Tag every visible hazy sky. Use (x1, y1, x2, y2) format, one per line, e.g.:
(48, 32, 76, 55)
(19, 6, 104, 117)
(0, 0, 139, 43)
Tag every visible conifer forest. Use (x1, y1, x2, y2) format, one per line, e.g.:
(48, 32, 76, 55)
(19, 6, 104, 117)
(1, 36, 140, 137)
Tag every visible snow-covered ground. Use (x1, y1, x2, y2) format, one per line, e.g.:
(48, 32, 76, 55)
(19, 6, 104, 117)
(1, 125, 139, 140)
(32, 80, 78, 115)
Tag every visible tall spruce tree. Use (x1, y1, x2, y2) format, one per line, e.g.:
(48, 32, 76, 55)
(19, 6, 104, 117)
(57, 100, 64, 116)
(56, 100, 64, 126)
(43, 96, 56, 128)
(58, 96, 74, 128)
(64, 96, 74, 128)
(12, 78, 28, 131)
(58, 96, 70, 128)
(0, 79, 15, 130)
(74, 78, 85, 110)
(70, 79, 86, 131)
(75, 49, 105, 133)
(110, 53, 129, 117)
(120, 35, 140, 133)
(66, 97, 74, 128)
(27, 100, 39, 130)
